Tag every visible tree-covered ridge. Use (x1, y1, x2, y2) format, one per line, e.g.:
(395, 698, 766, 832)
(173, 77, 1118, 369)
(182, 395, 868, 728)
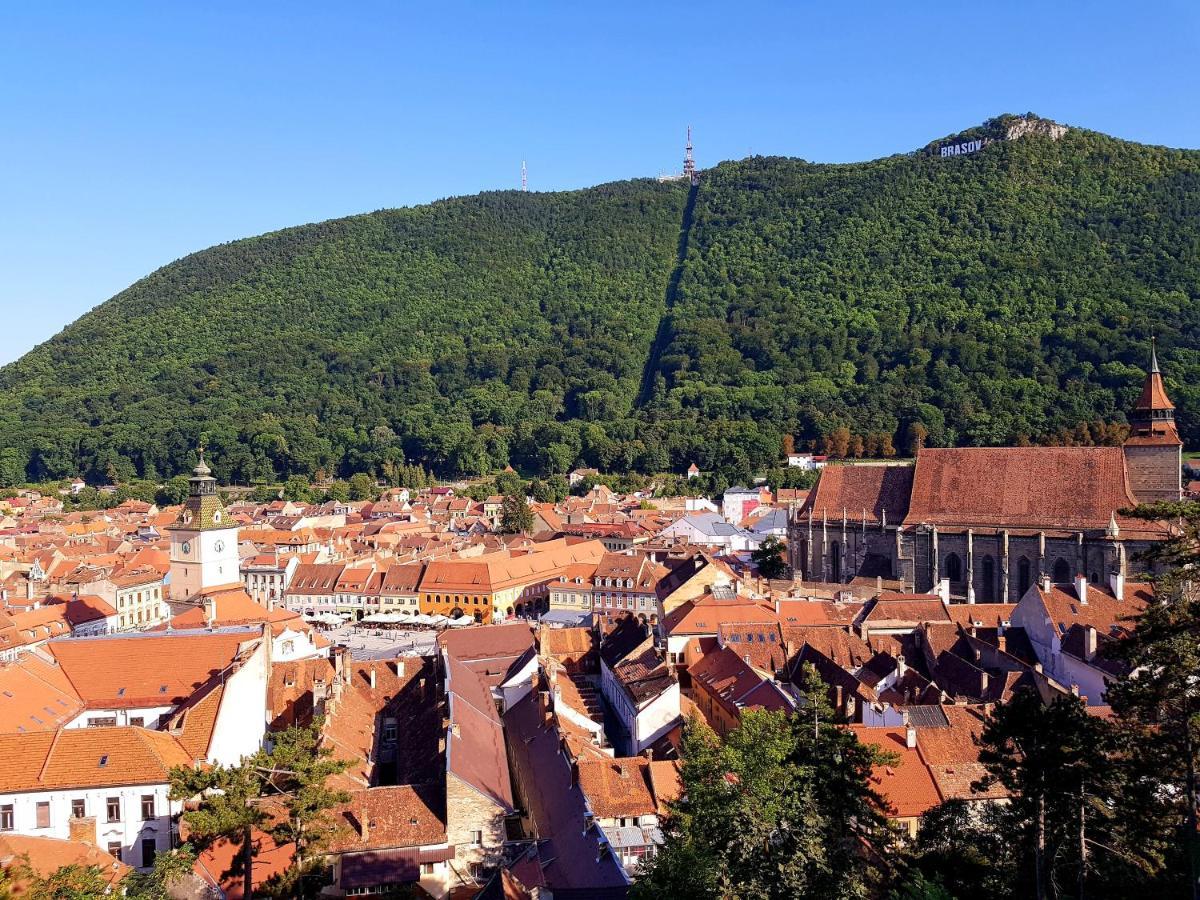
(0, 180, 689, 483)
(648, 121, 1200, 450)
(1, 115, 1199, 486)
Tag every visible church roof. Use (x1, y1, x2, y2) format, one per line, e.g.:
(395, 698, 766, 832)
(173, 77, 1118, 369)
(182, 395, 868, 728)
(799, 465, 913, 525)
(903, 447, 1139, 532)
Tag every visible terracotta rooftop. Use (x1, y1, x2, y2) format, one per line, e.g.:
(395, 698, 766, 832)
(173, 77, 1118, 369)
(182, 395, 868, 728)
(848, 725, 943, 819)
(576, 757, 659, 819)
(0, 726, 193, 791)
(503, 692, 630, 892)
(1031, 580, 1151, 638)
(48, 628, 260, 708)
(0, 834, 129, 890)
(326, 784, 447, 853)
(801, 465, 913, 525)
(904, 446, 1140, 532)
(0, 654, 84, 733)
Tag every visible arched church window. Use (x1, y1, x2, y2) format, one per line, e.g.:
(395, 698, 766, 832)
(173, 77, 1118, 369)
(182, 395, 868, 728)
(1052, 558, 1071, 584)
(944, 553, 963, 583)
(831, 542, 842, 582)
(1018, 558, 1032, 596)
(982, 556, 995, 602)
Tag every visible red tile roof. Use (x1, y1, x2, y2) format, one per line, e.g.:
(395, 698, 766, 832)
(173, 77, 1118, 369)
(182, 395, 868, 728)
(0, 726, 193, 791)
(802, 465, 913, 525)
(576, 758, 659, 819)
(0, 654, 83, 732)
(904, 447, 1139, 532)
(848, 726, 943, 818)
(0, 834, 129, 890)
(48, 629, 258, 708)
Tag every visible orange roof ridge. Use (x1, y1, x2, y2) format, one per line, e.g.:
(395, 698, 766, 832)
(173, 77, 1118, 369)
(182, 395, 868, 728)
(36, 727, 63, 785)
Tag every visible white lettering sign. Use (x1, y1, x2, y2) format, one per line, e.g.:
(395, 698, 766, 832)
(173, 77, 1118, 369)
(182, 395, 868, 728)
(939, 139, 986, 157)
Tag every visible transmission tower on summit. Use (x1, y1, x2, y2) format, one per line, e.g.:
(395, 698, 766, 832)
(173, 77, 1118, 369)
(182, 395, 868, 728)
(521, 160, 528, 192)
(683, 126, 698, 185)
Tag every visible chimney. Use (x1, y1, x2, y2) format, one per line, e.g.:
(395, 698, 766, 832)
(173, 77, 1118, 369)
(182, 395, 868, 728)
(1033, 661, 1043, 674)
(25, 577, 33, 601)
(450, 722, 460, 739)
(1075, 573, 1088, 604)
(333, 644, 352, 685)
(68, 815, 96, 845)
(1084, 626, 1098, 662)
(618, 763, 629, 778)
(358, 811, 370, 841)
(1070, 683, 1080, 698)
(1041, 575, 1051, 593)
(368, 667, 376, 690)
(1110, 570, 1126, 602)
(997, 634, 1007, 654)
(896, 654, 907, 679)
(905, 722, 917, 750)
(979, 670, 989, 696)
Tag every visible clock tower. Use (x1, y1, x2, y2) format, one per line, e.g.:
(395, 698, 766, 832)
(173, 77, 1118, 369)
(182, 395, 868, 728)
(168, 450, 240, 601)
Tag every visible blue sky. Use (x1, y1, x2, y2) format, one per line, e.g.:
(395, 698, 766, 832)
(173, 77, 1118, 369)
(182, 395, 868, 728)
(1, 2, 1197, 364)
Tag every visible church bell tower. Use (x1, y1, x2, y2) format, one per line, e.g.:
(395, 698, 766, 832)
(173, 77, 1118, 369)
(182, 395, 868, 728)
(1123, 340, 1183, 503)
(168, 450, 240, 601)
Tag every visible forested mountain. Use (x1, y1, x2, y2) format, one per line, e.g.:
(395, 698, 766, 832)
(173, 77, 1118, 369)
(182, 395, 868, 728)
(2, 114, 1198, 486)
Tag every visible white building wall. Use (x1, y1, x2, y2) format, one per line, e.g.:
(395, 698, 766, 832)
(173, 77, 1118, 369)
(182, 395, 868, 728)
(206, 637, 270, 766)
(64, 706, 175, 731)
(632, 683, 681, 754)
(0, 783, 179, 869)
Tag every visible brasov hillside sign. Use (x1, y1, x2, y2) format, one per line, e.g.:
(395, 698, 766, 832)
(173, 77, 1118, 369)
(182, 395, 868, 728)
(939, 138, 987, 157)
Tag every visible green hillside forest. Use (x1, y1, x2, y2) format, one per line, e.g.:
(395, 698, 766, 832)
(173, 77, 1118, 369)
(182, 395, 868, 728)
(1, 114, 1198, 487)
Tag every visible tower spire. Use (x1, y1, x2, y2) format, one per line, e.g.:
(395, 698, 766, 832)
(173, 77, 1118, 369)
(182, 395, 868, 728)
(1150, 335, 1160, 373)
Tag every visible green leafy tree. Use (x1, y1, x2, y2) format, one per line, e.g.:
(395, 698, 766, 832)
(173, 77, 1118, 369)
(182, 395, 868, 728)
(974, 690, 1131, 900)
(637, 665, 891, 900)
(156, 474, 191, 506)
(751, 535, 788, 580)
(323, 480, 350, 503)
(170, 757, 268, 900)
(124, 845, 198, 898)
(347, 472, 376, 501)
(500, 492, 534, 535)
(282, 475, 313, 503)
(1108, 498, 1200, 900)
(0, 448, 25, 487)
(902, 800, 1016, 900)
(256, 722, 351, 865)
(170, 721, 348, 900)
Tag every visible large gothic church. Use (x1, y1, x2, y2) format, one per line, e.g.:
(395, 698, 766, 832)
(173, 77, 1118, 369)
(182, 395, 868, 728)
(788, 352, 1182, 602)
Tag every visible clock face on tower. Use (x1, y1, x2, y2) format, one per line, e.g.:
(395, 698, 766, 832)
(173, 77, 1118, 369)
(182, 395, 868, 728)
(181, 541, 191, 555)
(214, 540, 225, 553)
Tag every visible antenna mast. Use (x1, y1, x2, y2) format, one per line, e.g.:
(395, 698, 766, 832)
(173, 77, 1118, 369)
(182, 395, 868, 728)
(521, 160, 528, 192)
(683, 126, 698, 185)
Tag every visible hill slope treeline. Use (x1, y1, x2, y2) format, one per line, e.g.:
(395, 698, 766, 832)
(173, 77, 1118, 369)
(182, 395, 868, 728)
(1, 115, 1198, 486)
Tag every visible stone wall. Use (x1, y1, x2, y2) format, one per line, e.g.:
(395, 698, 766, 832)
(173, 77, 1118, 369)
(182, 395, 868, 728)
(445, 773, 506, 888)
(1124, 443, 1182, 503)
